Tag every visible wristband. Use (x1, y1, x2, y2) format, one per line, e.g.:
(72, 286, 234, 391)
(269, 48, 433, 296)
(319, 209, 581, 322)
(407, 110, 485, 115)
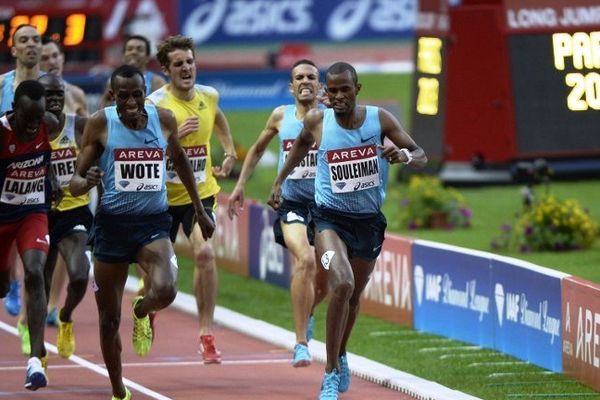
(399, 148, 413, 165)
(224, 152, 238, 160)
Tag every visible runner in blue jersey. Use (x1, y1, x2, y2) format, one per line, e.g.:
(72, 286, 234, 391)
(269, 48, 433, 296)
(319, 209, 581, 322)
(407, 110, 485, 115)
(228, 59, 328, 367)
(269, 62, 427, 400)
(99, 35, 167, 107)
(70, 65, 214, 400)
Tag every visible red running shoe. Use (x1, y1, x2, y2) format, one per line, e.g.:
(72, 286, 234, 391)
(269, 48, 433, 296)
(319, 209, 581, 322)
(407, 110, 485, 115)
(199, 334, 222, 364)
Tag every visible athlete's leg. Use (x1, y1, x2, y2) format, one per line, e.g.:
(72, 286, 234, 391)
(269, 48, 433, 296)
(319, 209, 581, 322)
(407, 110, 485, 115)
(20, 248, 48, 359)
(339, 257, 377, 354)
(134, 238, 177, 317)
(314, 229, 353, 373)
(281, 222, 315, 344)
(46, 255, 67, 319)
(56, 232, 90, 322)
(312, 247, 329, 312)
(189, 224, 217, 336)
(93, 259, 129, 399)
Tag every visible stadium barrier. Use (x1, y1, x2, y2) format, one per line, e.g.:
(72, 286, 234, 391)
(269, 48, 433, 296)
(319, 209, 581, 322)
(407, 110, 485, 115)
(173, 193, 600, 391)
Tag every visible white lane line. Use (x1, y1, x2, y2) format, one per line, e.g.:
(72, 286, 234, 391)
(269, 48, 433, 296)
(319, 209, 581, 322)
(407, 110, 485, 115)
(419, 346, 480, 353)
(440, 352, 505, 360)
(488, 371, 554, 378)
(467, 361, 527, 367)
(0, 357, 291, 372)
(0, 320, 172, 400)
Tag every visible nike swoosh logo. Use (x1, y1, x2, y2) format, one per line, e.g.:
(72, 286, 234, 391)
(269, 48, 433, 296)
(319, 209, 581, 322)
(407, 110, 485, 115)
(144, 138, 158, 144)
(35, 143, 43, 149)
(360, 136, 376, 143)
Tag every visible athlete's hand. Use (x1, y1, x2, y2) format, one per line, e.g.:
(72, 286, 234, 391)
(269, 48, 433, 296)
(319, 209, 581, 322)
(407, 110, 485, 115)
(178, 117, 199, 140)
(378, 145, 403, 164)
(195, 208, 216, 240)
(212, 155, 236, 178)
(50, 181, 64, 209)
(86, 166, 103, 187)
(267, 182, 282, 210)
(227, 185, 244, 219)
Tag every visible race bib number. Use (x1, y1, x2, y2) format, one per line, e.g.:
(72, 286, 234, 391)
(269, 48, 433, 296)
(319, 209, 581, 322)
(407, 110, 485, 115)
(51, 147, 77, 188)
(114, 148, 164, 192)
(327, 145, 380, 193)
(284, 139, 317, 180)
(1, 163, 46, 205)
(166, 145, 207, 184)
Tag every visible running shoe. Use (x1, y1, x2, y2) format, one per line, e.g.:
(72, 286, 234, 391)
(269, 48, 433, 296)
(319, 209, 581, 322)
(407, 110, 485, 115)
(318, 370, 340, 400)
(4, 279, 21, 316)
(199, 334, 222, 364)
(306, 314, 315, 342)
(338, 353, 351, 393)
(17, 319, 30, 356)
(40, 355, 48, 373)
(131, 296, 152, 357)
(292, 343, 311, 367)
(57, 312, 75, 358)
(24, 357, 47, 391)
(46, 307, 58, 327)
(111, 387, 132, 400)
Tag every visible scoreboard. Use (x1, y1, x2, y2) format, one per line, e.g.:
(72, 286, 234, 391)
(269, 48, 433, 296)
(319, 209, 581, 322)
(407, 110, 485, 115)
(0, 11, 103, 63)
(412, 0, 600, 176)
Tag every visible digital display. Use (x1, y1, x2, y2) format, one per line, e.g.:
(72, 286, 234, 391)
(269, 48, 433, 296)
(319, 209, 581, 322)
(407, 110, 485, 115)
(416, 36, 443, 116)
(0, 13, 103, 63)
(509, 33, 600, 155)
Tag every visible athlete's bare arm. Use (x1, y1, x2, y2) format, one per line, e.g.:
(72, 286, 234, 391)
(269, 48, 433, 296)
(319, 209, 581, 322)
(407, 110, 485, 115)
(267, 108, 323, 210)
(150, 74, 167, 93)
(66, 83, 89, 117)
(378, 108, 427, 168)
(158, 107, 215, 240)
(227, 105, 284, 218)
(212, 108, 237, 178)
(73, 116, 88, 148)
(69, 111, 107, 197)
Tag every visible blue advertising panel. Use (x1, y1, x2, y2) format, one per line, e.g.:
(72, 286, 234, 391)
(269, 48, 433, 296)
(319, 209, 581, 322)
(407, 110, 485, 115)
(198, 70, 295, 111)
(491, 257, 565, 372)
(248, 204, 291, 289)
(180, 0, 416, 45)
(412, 241, 493, 347)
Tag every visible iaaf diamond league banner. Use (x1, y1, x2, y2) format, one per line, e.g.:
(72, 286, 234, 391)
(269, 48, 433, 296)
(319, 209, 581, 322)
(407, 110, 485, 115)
(491, 257, 566, 372)
(248, 204, 292, 289)
(412, 241, 494, 347)
(179, 0, 416, 45)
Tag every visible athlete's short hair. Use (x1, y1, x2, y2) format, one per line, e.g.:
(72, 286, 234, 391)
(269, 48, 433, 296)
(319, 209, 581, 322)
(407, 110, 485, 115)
(41, 35, 63, 52)
(290, 59, 318, 82)
(124, 35, 151, 56)
(14, 80, 45, 105)
(156, 35, 195, 69)
(327, 62, 358, 84)
(11, 24, 38, 46)
(110, 64, 145, 91)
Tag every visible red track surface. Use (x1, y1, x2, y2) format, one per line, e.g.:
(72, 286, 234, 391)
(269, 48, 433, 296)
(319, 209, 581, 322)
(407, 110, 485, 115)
(0, 289, 416, 400)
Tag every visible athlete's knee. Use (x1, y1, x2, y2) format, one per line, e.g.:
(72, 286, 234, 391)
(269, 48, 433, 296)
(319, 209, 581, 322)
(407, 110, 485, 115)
(193, 243, 215, 268)
(331, 278, 354, 300)
(23, 265, 44, 291)
(98, 311, 121, 336)
(295, 253, 316, 274)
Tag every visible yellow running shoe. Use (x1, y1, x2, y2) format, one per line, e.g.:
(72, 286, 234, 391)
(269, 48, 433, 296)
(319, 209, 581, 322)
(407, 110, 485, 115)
(17, 320, 30, 356)
(111, 387, 132, 400)
(40, 355, 48, 373)
(57, 312, 75, 358)
(131, 296, 152, 357)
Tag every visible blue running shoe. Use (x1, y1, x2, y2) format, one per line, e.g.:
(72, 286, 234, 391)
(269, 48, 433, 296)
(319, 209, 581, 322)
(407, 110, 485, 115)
(4, 279, 21, 316)
(338, 353, 351, 393)
(292, 343, 311, 367)
(306, 314, 315, 342)
(46, 307, 58, 327)
(318, 370, 340, 400)
(24, 357, 48, 391)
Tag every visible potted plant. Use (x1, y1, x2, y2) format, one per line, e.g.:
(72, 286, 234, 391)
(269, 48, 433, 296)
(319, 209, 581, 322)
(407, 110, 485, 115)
(400, 175, 472, 230)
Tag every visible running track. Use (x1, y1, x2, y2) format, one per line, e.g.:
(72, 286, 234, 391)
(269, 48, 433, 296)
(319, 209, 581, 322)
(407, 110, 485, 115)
(0, 284, 416, 399)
